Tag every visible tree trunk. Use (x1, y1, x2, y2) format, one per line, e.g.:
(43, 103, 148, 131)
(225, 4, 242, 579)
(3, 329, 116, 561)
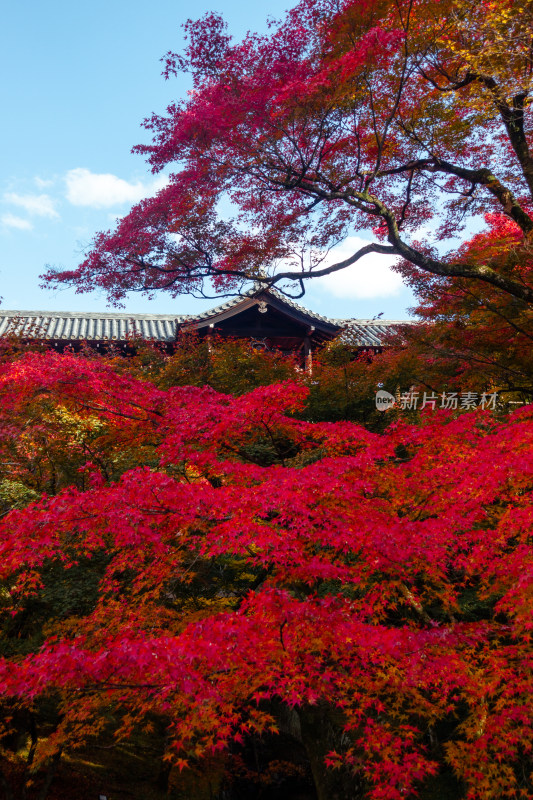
(0, 767, 14, 800)
(297, 705, 363, 800)
(20, 715, 37, 800)
(36, 748, 62, 800)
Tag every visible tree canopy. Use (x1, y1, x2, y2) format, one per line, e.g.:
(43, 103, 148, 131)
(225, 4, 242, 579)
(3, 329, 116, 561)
(0, 349, 533, 798)
(6, 1, 533, 796)
(44, 0, 533, 304)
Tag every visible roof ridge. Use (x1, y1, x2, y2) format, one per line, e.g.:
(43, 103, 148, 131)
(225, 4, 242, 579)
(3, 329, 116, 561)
(186, 283, 342, 326)
(0, 310, 191, 321)
(340, 318, 415, 325)
(264, 287, 339, 325)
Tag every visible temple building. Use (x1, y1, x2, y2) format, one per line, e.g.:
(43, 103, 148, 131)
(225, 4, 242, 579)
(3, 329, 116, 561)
(0, 287, 408, 368)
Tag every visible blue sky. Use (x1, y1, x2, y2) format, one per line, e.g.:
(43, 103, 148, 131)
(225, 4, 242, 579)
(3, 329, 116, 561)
(0, 0, 417, 321)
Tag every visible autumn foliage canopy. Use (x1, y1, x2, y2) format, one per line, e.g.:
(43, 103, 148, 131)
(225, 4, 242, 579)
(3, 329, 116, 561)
(0, 347, 532, 799)
(44, 0, 533, 305)
(4, 0, 533, 797)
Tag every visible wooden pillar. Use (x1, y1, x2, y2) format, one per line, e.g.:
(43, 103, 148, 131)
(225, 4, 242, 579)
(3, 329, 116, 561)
(206, 323, 214, 354)
(304, 336, 312, 374)
(304, 326, 315, 374)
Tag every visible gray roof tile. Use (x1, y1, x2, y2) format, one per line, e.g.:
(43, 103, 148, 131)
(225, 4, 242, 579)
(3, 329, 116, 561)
(0, 291, 414, 347)
(0, 311, 187, 342)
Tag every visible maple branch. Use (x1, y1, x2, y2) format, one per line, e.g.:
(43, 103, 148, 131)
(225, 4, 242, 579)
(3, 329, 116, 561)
(477, 81, 533, 201)
(252, 242, 397, 296)
(374, 158, 533, 237)
(459, 286, 533, 343)
(416, 340, 533, 383)
(279, 619, 287, 652)
(369, 195, 533, 304)
(251, 184, 533, 304)
(417, 64, 533, 201)
(416, 64, 479, 93)
(399, 583, 432, 625)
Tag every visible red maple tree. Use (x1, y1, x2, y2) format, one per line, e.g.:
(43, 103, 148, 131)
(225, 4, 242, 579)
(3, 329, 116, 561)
(43, 0, 533, 305)
(0, 351, 532, 798)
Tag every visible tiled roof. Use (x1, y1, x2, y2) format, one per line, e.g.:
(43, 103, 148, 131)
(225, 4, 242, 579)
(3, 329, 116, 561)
(189, 291, 255, 322)
(190, 286, 339, 327)
(0, 290, 414, 347)
(0, 311, 186, 342)
(340, 319, 414, 347)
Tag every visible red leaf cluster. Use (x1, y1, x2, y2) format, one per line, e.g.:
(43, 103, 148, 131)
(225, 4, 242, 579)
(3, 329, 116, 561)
(0, 351, 532, 797)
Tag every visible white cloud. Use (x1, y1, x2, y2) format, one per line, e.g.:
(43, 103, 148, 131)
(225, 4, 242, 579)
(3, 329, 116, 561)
(1, 213, 33, 231)
(34, 176, 55, 189)
(315, 237, 404, 299)
(65, 168, 168, 208)
(4, 192, 59, 219)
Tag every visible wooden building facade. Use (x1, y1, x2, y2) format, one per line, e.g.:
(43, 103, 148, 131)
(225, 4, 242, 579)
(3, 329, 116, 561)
(0, 288, 407, 367)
